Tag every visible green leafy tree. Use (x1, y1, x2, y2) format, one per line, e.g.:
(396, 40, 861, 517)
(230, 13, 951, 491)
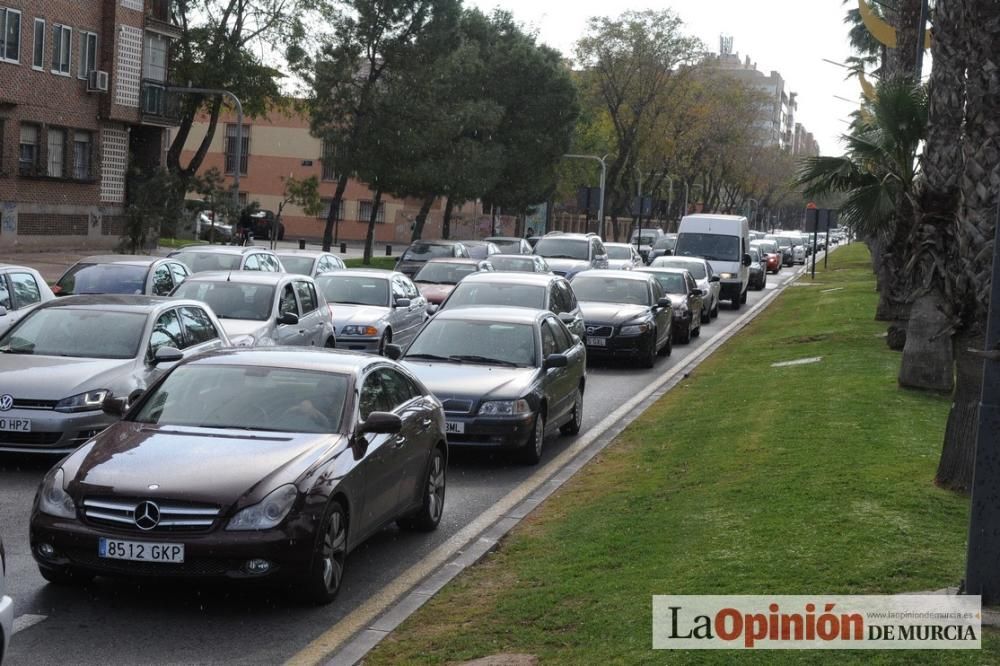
(121, 169, 186, 253)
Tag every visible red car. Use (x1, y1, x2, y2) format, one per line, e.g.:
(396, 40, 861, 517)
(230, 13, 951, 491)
(413, 258, 494, 311)
(752, 241, 782, 274)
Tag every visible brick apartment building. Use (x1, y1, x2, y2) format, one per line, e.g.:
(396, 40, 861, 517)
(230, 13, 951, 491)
(0, 0, 178, 250)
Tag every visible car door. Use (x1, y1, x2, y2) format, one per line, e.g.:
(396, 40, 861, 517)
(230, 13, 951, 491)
(649, 279, 671, 348)
(141, 308, 186, 386)
(393, 276, 425, 345)
(686, 273, 703, 316)
(379, 367, 433, 512)
(539, 317, 574, 423)
(148, 263, 175, 296)
(549, 315, 586, 387)
(354, 368, 409, 532)
(591, 238, 609, 269)
(552, 279, 584, 339)
(178, 306, 226, 354)
(274, 282, 307, 346)
(167, 262, 190, 291)
(293, 279, 325, 345)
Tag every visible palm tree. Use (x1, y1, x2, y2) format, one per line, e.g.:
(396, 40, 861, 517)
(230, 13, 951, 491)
(796, 80, 927, 324)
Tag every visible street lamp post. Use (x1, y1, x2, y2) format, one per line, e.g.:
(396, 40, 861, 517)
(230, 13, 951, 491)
(746, 198, 759, 228)
(564, 154, 608, 238)
(167, 86, 244, 210)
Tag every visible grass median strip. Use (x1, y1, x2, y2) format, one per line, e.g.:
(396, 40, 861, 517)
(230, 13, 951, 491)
(364, 243, 997, 664)
(345, 256, 397, 270)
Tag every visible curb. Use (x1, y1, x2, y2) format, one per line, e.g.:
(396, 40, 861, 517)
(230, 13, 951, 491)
(302, 252, 829, 666)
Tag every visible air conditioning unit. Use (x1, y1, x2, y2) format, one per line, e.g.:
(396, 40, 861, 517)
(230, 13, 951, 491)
(87, 70, 109, 93)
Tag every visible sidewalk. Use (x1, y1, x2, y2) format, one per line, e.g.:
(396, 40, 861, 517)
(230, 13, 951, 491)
(0, 240, 393, 283)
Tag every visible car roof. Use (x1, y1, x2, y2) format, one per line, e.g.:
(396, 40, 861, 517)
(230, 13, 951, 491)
(484, 236, 522, 242)
(539, 233, 592, 240)
(0, 264, 42, 273)
(461, 240, 493, 247)
(409, 239, 465, 246)
(489, 254, 539, 261)
(423, 257, 483, 265)
(636, 267, 690, 276)
(170, 245, 275, 255)
(458, 271, 558, 286)
(656, 256, 707, 264)
(317, 269, 395, 280)
(604, 242, 634, 248)
(274, 249, 334, 258)
(573, 269, 654, 281)
(185, 347, 388, 374)
(182, 270, 296, 285)
(36, 294, 195, 313)
(432, 306, 548, 325)
(73, 255, 163, 266)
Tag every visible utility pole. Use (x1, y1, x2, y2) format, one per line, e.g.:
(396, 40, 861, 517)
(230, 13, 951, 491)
(564, 154, 608, 238)
(965, 204, 1000, 603)
(915, 0, 930, 80)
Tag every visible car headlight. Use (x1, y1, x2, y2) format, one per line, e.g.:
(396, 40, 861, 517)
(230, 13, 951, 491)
(54, 389, 109, 413)
(478, 399, 531, 416)
(619, 320, 653, 336)
(342, 325, 379, 336)
(39, 468, 76, 519)
(226, 484, 299, 531)
(230, 334, 256, 347)
(719, 272, 736, 280)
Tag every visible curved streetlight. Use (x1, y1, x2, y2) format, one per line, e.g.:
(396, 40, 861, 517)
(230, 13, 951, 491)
(564, 154, 608, 238)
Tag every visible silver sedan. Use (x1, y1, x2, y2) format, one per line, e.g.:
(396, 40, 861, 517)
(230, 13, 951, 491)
(650, 255, 721, 322)
(0, 265, 55, 336)
(315, 269, 428, 355)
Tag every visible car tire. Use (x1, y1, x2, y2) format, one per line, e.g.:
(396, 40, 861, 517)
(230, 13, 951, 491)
(700, 307, 710, 324)
(692, 321, 701, 338)
(641, 333, 657, 368)
(711, 300, 719, 318)
(560, 388, 584, 435)
(38, 565, 93, 586)
(741, 288, 748, 304)
(398, 446, 446, 532)
(377, 330, 391, 356)
(519, 413, 545, 465)
(324, 337, 336, 348)
(659, 331, 672, 357)
(296, 500, 348, 605)
(677, 318, 692, 344)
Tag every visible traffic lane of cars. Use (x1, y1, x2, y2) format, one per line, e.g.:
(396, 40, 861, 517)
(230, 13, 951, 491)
(1, 265, 801, 665)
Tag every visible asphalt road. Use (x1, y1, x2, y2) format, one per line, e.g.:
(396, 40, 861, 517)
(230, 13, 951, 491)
(1, 263, 807, 665)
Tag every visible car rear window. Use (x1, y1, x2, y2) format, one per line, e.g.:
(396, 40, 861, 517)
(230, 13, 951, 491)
(56, 263, 148, 296)
(444, 282, 547, 310)
(174, 252, 243, 273)
(277, 256, 315, 275)
(402, 243, 455, 261)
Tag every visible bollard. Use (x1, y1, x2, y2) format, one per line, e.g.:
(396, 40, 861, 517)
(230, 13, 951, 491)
(340, 242, 347, 254)
(385, 245, 392, 256)
(298, 239, 306, 250)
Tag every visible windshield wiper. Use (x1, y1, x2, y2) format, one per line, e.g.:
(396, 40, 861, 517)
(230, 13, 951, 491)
(0, 345, 34, 354)
(335, 300, 374, 306)
(448, 354, 519, 367)
(404, 352, 455, 362)
(414, 279, 440, 284)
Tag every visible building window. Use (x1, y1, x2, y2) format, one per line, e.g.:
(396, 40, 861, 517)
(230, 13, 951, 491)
(359, 200, 385, 224)
(73, 131, 92, 180)
(224, 124, 249, 175)
(18, 124, 39, 175)
(52, 24, 71, 75)
(47, 128, 66, 178)
(321, 141, 337, 181)
(32, 18, 44, 69)
(78, 31, 97, 79)
(143, 32, 168, 82)
(238, 192, 248, 208)
(318, 198, 345, 221)
(0, 7, 21, 63)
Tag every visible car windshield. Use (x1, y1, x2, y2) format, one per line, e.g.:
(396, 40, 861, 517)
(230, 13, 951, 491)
(402, 243, 455, 261)
(674, 233, 740, 261)
(490, 240, 522, 253)
(413, 262, 480, 285)
(465, 245, 492, 260)
(778, 236, 797, 248)
(755, 242, 777, 254)
(653, 237, 676, 250)
(316, 275, 389, 307)
(444, 282, 547, 310)
(0, 308, 146, 359)
(632, 234, 658, 246)
(174, 252, 242, 273)
(571, 276, 651, 306)
(641, 272, 685, 294)
(533, 238, 589, 261)
(749, 249, 761, 262)
(172, 282, 275, 321)
(606, 246, 633, 260)
(132, 365, 349, 433)
(277, 256, 315, 275)
(406, 319, 537, 367)
(55, 263, 149, 296)
(651, 258, 706, 279)
(489, 256, 538, 272)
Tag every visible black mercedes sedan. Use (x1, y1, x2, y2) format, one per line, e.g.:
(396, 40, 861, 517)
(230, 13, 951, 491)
(570, 270, 673, 367)
(29, 348, 447, 605)
(389, 308, 586, 465)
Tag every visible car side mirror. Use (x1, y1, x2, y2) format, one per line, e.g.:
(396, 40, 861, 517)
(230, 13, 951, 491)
(384, 343, 403, 360)
(742, 253, 752, 267)
(710, 275, 721, 283)
(657, 297, 672, 308)
(692, 288, 704, 296)
(102, 396, 129, 417)
(359, 411, 403, 435)
(278, 311, 299, 326)
(0, 305, 6, 317)
(394, 298, 411, 308)
(543, 353, 568, 369)
(151, 346, 183, 365)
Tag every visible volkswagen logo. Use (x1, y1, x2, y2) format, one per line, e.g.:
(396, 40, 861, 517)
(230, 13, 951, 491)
(0, 394, 12, 412)
(134, 501, 161, 531)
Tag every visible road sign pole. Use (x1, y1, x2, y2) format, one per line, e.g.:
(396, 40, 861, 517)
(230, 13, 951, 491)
(825, 225, 831, 269)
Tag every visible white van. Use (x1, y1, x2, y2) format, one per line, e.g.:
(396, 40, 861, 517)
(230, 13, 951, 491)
(674, 214, 751, 309)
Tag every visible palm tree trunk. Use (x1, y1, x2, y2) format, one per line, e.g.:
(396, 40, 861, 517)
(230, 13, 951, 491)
(899, 0, 965, 391)
(936, 330, 984, 492)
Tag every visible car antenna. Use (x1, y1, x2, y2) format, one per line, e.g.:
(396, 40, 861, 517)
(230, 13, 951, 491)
(227, 271, 232, 282)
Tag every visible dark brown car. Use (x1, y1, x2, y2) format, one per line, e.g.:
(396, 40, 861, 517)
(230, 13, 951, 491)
(29, 347, 447, 604)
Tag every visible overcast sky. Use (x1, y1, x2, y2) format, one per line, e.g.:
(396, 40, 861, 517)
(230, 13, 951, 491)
(469, 0, 863, 155)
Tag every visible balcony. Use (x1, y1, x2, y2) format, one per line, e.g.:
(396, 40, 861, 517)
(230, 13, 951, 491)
(140, 80, 180, 126)
(145, 0, 182, 38)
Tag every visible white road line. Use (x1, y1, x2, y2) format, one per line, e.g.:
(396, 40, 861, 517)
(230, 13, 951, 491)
(13, 614, 47, 635)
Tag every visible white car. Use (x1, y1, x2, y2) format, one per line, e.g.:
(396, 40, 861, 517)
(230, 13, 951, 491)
(0, 265, 55, 336)
(650, 256, 720, 322)
(171, 272, 337, 348)
(1, 537, 13, 664)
